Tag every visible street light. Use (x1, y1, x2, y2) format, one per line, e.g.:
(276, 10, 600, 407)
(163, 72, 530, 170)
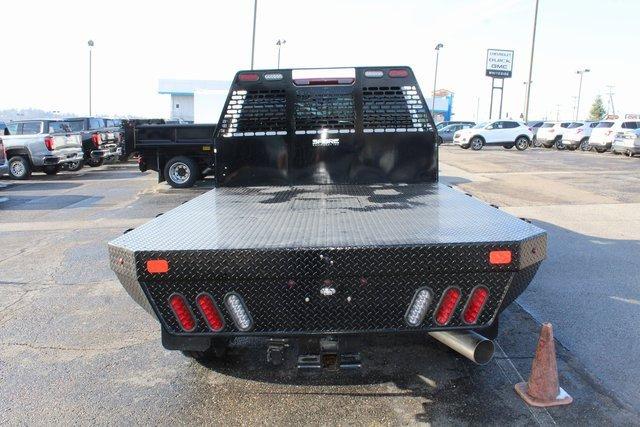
(250, 0, 258, 70)
(88, 40, 94, 116)
(276, 39, 286, 69)
(524, 0, 540, 122)
(432, 43, 444, 112)
(575, 68, 590, 120)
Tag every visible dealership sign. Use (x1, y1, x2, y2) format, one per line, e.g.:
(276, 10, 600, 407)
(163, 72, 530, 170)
(486, 49, 514, 78)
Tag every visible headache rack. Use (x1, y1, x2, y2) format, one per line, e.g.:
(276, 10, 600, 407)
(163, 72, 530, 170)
(213, 67, 437, 187)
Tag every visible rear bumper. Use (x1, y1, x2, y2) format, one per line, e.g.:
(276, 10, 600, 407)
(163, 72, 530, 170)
(612, 143, 640, 154)
(108, 235, 546, 342)
(588, 140, 612, 149)
(41, 150, 83, 166)
(561, 138, 582, 148)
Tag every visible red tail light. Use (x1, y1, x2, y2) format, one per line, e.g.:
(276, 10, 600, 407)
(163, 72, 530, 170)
(489, 250, 512, 265)
(463, 287, 489, 324)
(169, 294, 196, 331)
(44, 136, 55, 151)
(146, 259, 169, 274)
(91, 132, 101, 147)
(196, 293, 225, 332)
(435, 287, 461, 325)
(389, 69, 409, 78)
(238, 72, 260, 82)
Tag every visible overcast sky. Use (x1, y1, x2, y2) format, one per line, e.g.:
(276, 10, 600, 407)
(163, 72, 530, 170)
(1, 0, 638, 121)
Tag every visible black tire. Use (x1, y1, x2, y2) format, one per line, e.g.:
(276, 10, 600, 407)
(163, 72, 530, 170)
(515, 136, 529, 151)
(579, 139, 590, 151)
(532, 137, 542, 148)
(164, 156, 199, 188)
(43, 165, 61, 175)
(503, 144, 514, 149)
(555, 139, 565, 150)
(87, 158, 104, 167)
(66, 160, 84, 172)
(182, 338, 229, 362)
(470, 137, 483, 150)
(627, 151, 634, 157)
(566, 145, 577, 151)
(595, 147, 607, 153)
(460, 144, 470, 150)
(8, 156, 32, 180)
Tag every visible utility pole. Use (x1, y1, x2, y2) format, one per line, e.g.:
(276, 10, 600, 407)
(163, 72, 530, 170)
(522, 81, 528, 119)
(88, 40, 94, 116)
(276, 39, 286, 69)
(250, 0, 258, 70)
(606, 85, 616, 115)
(432, 43, 444, 112)
(524, 0, 539, 122)
(575, 68, 590, 120)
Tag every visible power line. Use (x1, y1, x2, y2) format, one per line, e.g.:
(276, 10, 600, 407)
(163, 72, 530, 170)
(605, 85, 616, 115)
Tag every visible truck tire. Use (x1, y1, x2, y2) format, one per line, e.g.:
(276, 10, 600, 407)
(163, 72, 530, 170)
(8, 156, 32, 180)
(43, 165, 61, 175)
(87, 158, 104, 167)
(515, 136, 529, 151)
(66, 160, 84, 172)
(164, 156, 198, 188)
(182, 338, 229, 362)
(470, 137, 483, 150)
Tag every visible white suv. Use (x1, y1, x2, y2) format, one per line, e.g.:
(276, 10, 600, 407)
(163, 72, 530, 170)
(453, 120, 533, 151)
(535, 122, 572, 149)
(589, 120, 640, 153)
(561, 121, 599, 151)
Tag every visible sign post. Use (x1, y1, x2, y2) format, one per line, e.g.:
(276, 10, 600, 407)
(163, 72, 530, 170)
(486, 49, 514, 119)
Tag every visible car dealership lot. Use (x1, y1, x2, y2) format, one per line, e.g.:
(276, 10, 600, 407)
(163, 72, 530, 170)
(0, 156, 639, 424)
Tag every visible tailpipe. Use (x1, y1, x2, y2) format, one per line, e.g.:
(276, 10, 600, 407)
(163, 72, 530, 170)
(428, 330, 495, 365)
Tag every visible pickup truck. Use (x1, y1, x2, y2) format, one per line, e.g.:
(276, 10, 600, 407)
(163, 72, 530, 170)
(108, 67, 547, 368)
(2, 119, 84, 179)
(116, 118, 166, 162)
(63, 117, 119, 167)
(0, 137, 8, 176)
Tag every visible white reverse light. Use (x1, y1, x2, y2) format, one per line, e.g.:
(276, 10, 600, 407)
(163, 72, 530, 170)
(224, 293, 253, 331)
(405, 288, 433, 327)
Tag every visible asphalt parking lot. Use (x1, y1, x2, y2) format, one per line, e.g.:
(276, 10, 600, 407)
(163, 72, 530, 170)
(1, 149, 639, 425)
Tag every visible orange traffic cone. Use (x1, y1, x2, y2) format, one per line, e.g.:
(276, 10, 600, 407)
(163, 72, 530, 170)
(515, 323, 573, 407)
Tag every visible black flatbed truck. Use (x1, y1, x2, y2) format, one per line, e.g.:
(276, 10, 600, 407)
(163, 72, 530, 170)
(108, 67, 546, 367)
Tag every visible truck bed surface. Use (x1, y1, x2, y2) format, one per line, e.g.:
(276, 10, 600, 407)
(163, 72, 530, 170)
(111, 183, 543, 251)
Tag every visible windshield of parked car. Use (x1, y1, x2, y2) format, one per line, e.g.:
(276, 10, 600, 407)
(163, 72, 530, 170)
(440, 124, 458, 132)
(567, 122, 584, 128)
(541, 123, 555, 128)
(472, 122, 488, 129)
(66, 121, 85, 132)
(48, 122, 72, 133)
(596, 122, 614, 128)
(436, 122, 448, 130)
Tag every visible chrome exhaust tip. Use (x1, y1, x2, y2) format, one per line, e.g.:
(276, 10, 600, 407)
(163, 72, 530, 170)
(428, 330, 495, 365)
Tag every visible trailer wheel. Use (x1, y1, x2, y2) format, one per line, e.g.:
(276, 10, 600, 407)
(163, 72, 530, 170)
(182, 338, 230, 361)
(8, 156, 32, 180)
(165, 156, 198, 188)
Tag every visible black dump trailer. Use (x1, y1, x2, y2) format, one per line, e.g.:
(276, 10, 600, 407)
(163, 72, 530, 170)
(108, 67, 546, 367)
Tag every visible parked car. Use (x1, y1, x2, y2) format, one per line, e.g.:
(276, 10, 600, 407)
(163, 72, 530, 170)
(453, 120, 532, 150)
(611, 128, 640, 157)
(63, 117, 119, 167)
(589, 120, 640, 153)
(535, 122, 572, 149)
(437, 123, 474, 144)
(436, 120, 475, 131)
(0, 137, 8, 176)
(526, 121, 544, 146)
(561, 121, 599, 151)
(1, 119, 83, 179)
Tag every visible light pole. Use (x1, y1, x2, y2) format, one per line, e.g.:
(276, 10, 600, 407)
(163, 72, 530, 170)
(250, 0, 258, 70)
(88, 40, 94, 116)
(522, 81, 528, 119)
(276, 39, 286, 69)
(524, 0, 539, 122)
(432, 43, 444, 113)
(575, 68, 590, 120)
